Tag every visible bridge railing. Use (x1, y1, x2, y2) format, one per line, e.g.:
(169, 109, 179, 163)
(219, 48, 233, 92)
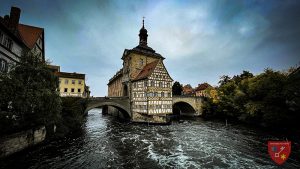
(172, 95, 204, 98)
(88, 96, 129, 100)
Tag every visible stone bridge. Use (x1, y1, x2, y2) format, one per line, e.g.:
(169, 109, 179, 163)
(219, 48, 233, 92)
(85, 97, 131, 117)
(85, 96, 204, 118)
(172, 96, 204, 116)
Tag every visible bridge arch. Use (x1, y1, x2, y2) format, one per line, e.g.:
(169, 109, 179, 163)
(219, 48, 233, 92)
(85, 99, 131, 119)
(173, 101, 197, 116)
(172, 96, 204, 116)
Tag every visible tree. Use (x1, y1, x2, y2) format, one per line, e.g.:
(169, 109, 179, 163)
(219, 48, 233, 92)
(218, 75, 231, 86)
(0, 52, 61, 135)
(172, 81, 183, 95)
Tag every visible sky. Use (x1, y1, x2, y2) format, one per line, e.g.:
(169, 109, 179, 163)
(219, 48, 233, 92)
(1, 0, 300, 96)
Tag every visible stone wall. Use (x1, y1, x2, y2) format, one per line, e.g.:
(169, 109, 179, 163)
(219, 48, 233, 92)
(0, 126, 46, 158)
(132, 112, 169, 124)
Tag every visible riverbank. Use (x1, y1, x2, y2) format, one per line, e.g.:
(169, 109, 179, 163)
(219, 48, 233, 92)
(0, 97, 87, 158)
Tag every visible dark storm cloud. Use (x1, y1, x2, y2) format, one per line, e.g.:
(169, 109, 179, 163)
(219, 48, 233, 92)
(1, 0, 299, 96)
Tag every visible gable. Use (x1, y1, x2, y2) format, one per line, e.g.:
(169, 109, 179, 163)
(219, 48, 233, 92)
(18, 24, 43, 49)
(149, 60, 173, 81)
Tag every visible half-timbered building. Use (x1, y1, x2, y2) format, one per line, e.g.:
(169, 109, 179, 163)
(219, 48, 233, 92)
(108, 19, 173, 123)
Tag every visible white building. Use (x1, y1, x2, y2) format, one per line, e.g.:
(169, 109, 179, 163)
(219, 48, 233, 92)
(0, 6, 45, 73)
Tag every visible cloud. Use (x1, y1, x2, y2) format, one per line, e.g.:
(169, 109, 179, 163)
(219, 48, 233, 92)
(1, 0, 299, 95)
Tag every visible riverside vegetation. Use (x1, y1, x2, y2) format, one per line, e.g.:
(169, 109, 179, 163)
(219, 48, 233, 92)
(203, 69, 300, 130)
(0, 52, 87, 139)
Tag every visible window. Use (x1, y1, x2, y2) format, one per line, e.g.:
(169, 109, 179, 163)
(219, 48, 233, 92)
(71, 88, 75, 92)
(134, 92, 136, 97)
(168, 92, 171, 97)
(64, 88, 68, 92)
(133, 82, 137, 88)
(0, 59, 8, 73)
(161, 92, 164, 97)
(65, 79, 68, 84)
(154, 92, 158, 97)
(151, 81, 154, 87)
(139, 58, 144, 67)
(159, 82, 163, 87)
(72, 80, 75, 84)
(78, 89, 81, 93)
(3, 37, 13, 50)
(167, 83, 170, 88)
(144, 81, 147, 87)
(78, 80, 82, 84)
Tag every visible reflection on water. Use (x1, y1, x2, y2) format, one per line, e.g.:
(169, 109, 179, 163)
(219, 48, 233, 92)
(1, 108, 299, 169)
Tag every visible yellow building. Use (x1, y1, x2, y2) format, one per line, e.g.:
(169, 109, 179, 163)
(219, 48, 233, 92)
(55, 71, 90, 98)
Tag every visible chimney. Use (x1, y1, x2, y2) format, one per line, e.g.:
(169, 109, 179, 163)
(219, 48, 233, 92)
(9, 7, 21, 31)
(3, 15, 10, 26)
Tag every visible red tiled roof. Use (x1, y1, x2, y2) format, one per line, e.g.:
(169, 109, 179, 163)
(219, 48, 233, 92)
(18, 23, 43, 49)
(195, 83, 212, 91)
(133, 60, 159, 81)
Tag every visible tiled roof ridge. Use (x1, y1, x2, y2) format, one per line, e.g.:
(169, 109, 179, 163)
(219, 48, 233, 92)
(133, 60, 160, 81)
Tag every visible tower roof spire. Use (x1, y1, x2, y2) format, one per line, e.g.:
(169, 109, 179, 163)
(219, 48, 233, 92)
(139, 16, 148, 46)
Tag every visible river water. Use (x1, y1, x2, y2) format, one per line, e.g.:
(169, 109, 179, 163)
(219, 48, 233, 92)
(1, 108, 300, 169)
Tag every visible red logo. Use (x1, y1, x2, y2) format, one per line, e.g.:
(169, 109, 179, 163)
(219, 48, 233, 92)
(268, 141, 291, 165)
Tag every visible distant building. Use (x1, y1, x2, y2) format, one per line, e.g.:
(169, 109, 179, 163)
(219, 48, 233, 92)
(0, 6, 45, 73)
(182, 84, 195, 96)
(55, 71, 90, 98)
(195, 82, 218, 102)
(107, 19, 173, 123)
(47, 64, 60, 73)
(195, 83, 212, 97)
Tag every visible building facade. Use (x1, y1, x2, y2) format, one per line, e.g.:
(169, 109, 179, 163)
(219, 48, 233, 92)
(108, 20, 173, 123)
(0, 7, 45, 73)
(182, 84, 195, 96)
(55, 71, 90, 98)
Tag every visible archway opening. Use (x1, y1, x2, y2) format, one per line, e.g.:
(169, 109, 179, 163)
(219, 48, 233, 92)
(172, 102, 196, 118)
(87, 104, 130, 121)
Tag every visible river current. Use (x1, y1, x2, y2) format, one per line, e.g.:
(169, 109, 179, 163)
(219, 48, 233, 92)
(1, 108, 299, 169)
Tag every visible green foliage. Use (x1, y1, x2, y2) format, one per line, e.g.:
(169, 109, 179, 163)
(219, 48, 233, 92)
(215, 68, 300, 128)
(0, 52, 62, 136)
(54, 97, 87, 137)
(172, 81, 183, 95)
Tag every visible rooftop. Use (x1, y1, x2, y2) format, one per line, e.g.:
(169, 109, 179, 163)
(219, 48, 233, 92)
(55, 71, 85, 79)
(133, 60, 159, 81)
